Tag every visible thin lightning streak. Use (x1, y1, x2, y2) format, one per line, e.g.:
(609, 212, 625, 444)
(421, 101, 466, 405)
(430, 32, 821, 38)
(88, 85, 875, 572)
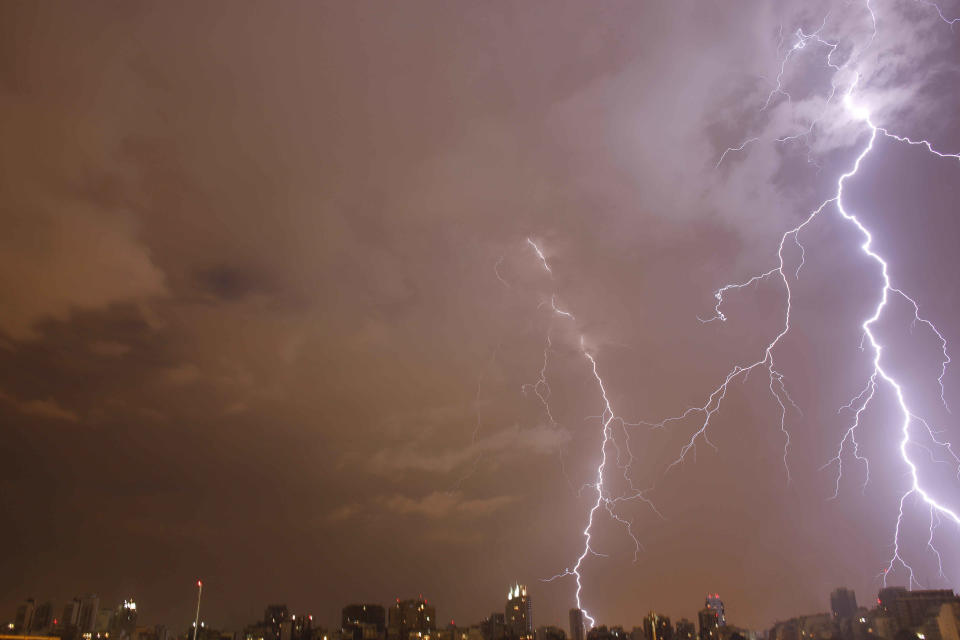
(527, 238, 553, 275)
(522, 239, 661, 626)
(915, 0, 960, 25)
(716, 137, 760, 168)
(495, 256, 512, 288)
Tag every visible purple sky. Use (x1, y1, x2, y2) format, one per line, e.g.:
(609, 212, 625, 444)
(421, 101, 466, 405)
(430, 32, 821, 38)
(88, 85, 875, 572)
(2, 0, 960, 633)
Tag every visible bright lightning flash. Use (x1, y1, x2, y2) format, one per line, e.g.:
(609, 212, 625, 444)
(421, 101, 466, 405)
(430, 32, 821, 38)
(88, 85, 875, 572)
(511, 0, 960, 624)
(656, 0, 960, 593)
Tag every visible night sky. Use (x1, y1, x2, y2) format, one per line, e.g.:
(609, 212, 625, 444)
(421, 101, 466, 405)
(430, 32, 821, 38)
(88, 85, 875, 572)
(3, 0, 960, 634)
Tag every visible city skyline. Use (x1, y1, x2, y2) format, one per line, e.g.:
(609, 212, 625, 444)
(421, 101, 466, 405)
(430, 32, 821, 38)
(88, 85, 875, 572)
(2, 585, 934, 634)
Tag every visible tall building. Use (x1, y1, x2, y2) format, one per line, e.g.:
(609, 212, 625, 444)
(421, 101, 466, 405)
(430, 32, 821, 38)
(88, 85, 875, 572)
(343, 605, 386, 640)
(675, 620, 696, 640)
(388, 598, 436, 640)
(482, 614, 506, 640)
(32, 601, 54, 633)
(505, 585, 532, 640)
(63, 598, 82, 630)
(831, 589, 858, 620)
(705, 595, 725, 627)
(78, 595, 101, 633)
(643, 613, 672, 640)
(698, 610, 719, 640)
(112, 600, 138, 637)
(15, 599, 36, 634)
(569, 610, 586, 640)
(266, 606, 291, 640)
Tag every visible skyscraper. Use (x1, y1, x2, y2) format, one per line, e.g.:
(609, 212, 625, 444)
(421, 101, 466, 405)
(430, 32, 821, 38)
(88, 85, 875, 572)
(31, 601, 54, 633)
(343, 605, 387, 640)
(569, 610, 586, 640)
(388, 598, 436, 640)
(697, 611, 718, 640)
(830, 588, 858, 620)
(705, 595, 725, 627)
(482, 614, 506, 640)
(505, 585, 532, 640)
(642, 613, 672, 640)
(14, 599, 36, 634)
(265, 605, 290, 640)
(675, 620, 695, 640)
(78, 595, 100, 634)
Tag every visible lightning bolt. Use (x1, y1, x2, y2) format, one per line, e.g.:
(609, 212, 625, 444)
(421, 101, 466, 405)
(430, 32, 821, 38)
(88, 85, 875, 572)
(512, 0, 960, 622)
(521, 238, 662, 629)
(658, 0, 960, 591)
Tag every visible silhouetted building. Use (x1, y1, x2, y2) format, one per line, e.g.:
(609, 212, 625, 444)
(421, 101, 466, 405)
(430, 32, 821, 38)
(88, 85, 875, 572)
(586, 627, 628, 640)
(643, 613, 672, 640)
(96, 607, 114, 634)
(706, 595, 725, 627)
(266, 606, 290, 640)
(698, 610, 719, 640)
(343, 605, 386, 640)
(78, 595, 100, 634)
(111, 600, 138, 637)
(388, 598, 435, 640)
(482, 614, 506, 640)
(878, 589, 959, 633)
(15, 599, 36, 634)
(569, 610, 586, 640)
(676, 620, 696, 640)
(505, 585, 532, 640)
(32, 601, 54, 633)
(832, 589, 859, 620)
(535, 627, 565, 640)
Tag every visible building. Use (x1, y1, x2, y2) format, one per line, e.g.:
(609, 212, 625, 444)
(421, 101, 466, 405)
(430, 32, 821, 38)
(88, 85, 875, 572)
(32, 602, 54, 633)
(113, 600, 138, 637)
(343, 606, 384, 640)
(388, 598, 435, 640)
(586, 628, 628, 640)
(343, 605, 386, 640)
(569, 611, 586, 640)
(935, 602, 960, 640)
(95, 608, 114, 634)
(505, 586, 532, 640)
(643, 613, 672, 640)
(831, 589, 859, 620)
(705, 596, 725, 628)
(698, 610, 719, 640)
(14, 600, 36, 634)
(78, 595, 101, 634)
(535, 627, 565, 640)
(266, 606, 290, 640)
(676, 620, 696, 640)
(878, 589, 959, 633)
(482, 614, 506, 640)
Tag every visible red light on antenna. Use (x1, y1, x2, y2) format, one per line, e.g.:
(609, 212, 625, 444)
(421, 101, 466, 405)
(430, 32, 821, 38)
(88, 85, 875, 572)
(198, 580, 203, 587)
